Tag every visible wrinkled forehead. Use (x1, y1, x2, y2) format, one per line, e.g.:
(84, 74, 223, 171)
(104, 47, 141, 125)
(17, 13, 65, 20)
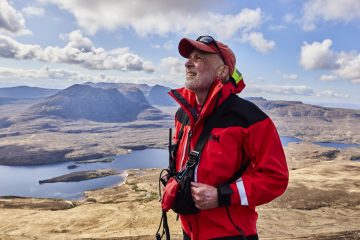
(188, 49, 219, 59)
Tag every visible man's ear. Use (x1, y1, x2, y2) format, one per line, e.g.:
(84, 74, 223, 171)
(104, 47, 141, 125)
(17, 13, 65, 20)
(216, 65, 230, 83)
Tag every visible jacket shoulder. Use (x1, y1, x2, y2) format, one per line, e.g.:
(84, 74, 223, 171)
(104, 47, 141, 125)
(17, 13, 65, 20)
(218, 95, 269, 128)
(175, 107, 190, 125)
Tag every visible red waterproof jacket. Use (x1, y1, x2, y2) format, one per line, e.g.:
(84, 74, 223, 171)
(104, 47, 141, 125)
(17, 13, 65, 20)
(168, 78, 288, 239)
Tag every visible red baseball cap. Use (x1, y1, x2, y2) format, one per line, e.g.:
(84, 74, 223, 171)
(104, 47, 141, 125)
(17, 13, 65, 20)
(178, 36, 236, 75)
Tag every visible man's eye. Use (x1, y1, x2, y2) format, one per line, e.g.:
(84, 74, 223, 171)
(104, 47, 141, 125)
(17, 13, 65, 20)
(195, 56, 203, 61)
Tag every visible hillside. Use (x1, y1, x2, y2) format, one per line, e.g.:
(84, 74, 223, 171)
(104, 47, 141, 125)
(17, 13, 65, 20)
(25, 84, 165, 122)
(84, 82, 152, 95)
(248, 97, 360, 144)
(0, 83, 358, 165)
(250, 97, 359, 120)
(0, 144, 359, 239)
(0, 86, 59, 99)
(147, 84, 176, 106)
(85, 82, 175, 106)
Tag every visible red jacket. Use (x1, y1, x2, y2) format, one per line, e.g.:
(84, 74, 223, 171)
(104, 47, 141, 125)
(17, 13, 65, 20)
(169, 78, 288, 239)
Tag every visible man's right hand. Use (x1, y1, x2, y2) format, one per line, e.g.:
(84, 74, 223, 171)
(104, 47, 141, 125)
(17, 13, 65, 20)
(190, 181, 218, 210)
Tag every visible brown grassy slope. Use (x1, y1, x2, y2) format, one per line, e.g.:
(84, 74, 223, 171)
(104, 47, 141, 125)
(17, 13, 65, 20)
(0, 143, 359, 239)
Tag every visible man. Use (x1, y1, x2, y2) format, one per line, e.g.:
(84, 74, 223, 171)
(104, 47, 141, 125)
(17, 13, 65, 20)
(167, 36, 289, 240)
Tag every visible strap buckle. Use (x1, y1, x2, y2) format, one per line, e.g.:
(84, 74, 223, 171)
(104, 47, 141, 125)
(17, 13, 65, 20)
(187, 150, 200, 168)
(176, 150, 200, 181)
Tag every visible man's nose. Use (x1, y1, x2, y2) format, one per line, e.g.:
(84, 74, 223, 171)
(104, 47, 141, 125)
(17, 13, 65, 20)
(185, 59, 194, 68)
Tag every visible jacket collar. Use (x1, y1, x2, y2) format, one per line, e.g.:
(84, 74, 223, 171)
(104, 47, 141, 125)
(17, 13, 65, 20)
(169, 77, 246, 126)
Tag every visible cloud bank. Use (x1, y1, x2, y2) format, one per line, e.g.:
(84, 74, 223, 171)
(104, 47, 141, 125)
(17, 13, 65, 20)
(302, 0, 360, 31)
(300, 39, 360, 83)
(0, 30, 154, 72)
(38, 0, 274, 53)
(0, 0, 30, 35)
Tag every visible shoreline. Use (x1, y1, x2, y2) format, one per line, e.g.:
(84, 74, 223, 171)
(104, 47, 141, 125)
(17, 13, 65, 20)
(0, 138, 359, 167)
(0, 146, 167, 167)
(0, 161, 359, 239)
(0, 143, 359, 201)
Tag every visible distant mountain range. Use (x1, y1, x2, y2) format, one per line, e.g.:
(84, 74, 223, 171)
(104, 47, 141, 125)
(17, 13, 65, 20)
(1, 83, 358, 124)
(84, 82, 176, 106)
(147, 85, 177, 106)
(0, 83, 359, 166)
(248, 97, 359, 121)
(25, 84, 166, 122)
(0, 86, 59, 99)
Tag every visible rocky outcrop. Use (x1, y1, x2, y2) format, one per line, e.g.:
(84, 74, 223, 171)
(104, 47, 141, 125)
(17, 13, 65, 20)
(0, 196, 75, 210)
(39, 169, 119, 184)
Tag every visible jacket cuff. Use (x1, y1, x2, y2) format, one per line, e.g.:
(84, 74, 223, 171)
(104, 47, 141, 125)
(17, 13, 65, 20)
(230, 179, 249, 206)
(217, 184, 233, 207)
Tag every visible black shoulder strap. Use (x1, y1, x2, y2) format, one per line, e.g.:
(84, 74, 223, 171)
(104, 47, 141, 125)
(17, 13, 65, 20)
(177, 110, 189, 141)
(169, 109, 189, 175)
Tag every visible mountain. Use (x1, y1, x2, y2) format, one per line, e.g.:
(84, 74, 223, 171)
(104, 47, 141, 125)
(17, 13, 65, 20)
(26, 84, 165, 122)
(0, 86, 59, 99)
(83, 82, 152, 95)
(0, 97, 19, 105)
(147, 84, 176, 106)
(248, 97, 359, 121)
(84, 82, 176, 106)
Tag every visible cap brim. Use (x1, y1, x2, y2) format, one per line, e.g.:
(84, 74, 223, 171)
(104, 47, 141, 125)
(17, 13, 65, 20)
(178, 38, 217, 58)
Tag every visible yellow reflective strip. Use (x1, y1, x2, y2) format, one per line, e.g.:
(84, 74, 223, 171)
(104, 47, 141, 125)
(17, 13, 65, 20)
(232, 68, 243, 84)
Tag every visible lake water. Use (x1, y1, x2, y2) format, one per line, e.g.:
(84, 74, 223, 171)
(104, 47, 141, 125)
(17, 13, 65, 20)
(312, 141, 359, 149)
(0, 138, 358, 200)
(280, 136, 302, 147)
(0, 149, 167, 200)
(280, 137, 359, 149)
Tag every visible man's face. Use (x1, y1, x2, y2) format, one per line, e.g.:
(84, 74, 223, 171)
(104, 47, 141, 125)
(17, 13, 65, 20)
(184, 49, 219, 93)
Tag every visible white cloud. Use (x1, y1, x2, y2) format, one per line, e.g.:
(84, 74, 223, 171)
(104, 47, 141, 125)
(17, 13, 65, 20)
(163, 41, 174, 50)
(241, 32, 275, 53)
(151, 40, 174, 50)
(0, 66, 82, 81)
(0, 66, 183, 88)
(38, 1, 271, 52)
(300, 39, 360, 83)
(65, 30, 93, 52)
(248, 84, 314, 96)
(39, 0, 262, 37)
(39, 1, 263, 38)
(316, 90, 349, 98)
(0, 31, 155, 72)
(335, 52, 360, 83)
(0, 0, 30, 35)
(160, 57, 184, 76)
(151, 44, 161, 49)
(22, 6, 45, 17)
(39, 0, 213, 34)
(283, 13, 295, 23)
(268, 24, 286, 31)
(302, 0, 360, 31)
(320, 74, 337, 81)
(282, 74, 299, 81)
(300, 39, 337, 70)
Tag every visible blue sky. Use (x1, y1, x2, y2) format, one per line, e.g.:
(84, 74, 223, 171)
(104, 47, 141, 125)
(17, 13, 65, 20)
(0, 0, 359, 108)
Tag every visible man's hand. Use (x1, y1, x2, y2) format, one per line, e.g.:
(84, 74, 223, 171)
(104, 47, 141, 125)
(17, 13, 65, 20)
(190, 182, 218, 210)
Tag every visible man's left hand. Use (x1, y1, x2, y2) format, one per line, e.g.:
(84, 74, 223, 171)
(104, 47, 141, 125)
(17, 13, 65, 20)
(190, 182, 218, 210)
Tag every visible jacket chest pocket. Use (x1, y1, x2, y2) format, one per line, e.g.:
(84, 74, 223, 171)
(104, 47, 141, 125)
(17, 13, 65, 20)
(198, 128, 245, 185)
